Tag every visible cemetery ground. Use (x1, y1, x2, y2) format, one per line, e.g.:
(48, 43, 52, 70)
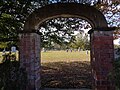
(41, 50, 91, 89)
(0, 50, 91, 89)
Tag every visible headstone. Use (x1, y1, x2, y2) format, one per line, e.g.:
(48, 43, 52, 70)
(11, 46, 16, 52)
(2, 49, 6, 55)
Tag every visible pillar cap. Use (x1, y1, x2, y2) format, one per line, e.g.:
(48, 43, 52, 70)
(18, 29, 42, 35)
(88, 27, 116, 34)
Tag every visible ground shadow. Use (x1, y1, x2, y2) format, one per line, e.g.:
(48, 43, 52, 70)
(41, 61, 92, 89)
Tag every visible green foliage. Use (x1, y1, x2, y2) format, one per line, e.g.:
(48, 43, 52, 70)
(0, 0, 119, 48)
(40, 17, 91, 48)
(70, 33, 90, 50)
(0, 0, 33, 40)
(113, 60, 120, 89)
(114, 45, 120, 49)
(0, 41, 17, 51)
(0, 54, 27, 90)
(109, 45, 120, 89)
(0, 0, 40, 48)
(0, 42, 8, 49)
(109, 59, 120, 90)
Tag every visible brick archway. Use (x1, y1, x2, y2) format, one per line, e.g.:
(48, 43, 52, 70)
(19, 3, 115, 90)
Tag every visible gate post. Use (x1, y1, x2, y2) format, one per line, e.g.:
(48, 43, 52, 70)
(19, 32, 41, 90)
(90, 29, 115, 90)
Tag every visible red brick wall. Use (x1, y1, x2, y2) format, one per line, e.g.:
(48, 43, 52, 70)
(91, 31, 115, 90)
(19, 33, 41, 90)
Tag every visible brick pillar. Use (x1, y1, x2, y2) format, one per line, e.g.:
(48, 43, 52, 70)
(19, 33, 41, 90)
(90, 31, 115, 90)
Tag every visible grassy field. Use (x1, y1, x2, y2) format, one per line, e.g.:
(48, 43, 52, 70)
(0, 50, 91, 89)
(41, 50, 91, 89)
(0, 50, 90, 63)
(0, 52, 3, 62)
(41, 50, 90, 63)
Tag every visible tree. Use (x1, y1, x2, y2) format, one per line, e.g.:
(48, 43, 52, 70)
(0, 0, 40, 49)
(70, 33, 90, 50)
(95, 0, 120, 28)
(0, 0, 119, 49)
(0, 0, 33, 39)
(39, 17, 91, 48)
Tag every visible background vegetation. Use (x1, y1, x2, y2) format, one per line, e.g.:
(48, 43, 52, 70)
(0, 0, 120, 50)
(0, 54, 27, 90)
(0, 0, 120, 89)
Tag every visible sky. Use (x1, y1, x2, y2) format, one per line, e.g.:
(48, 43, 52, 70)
(114, 38, 120, 45)
(40, 0, 120, 45)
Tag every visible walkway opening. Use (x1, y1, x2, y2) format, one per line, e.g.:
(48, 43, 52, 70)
(40, 17, 92, 89)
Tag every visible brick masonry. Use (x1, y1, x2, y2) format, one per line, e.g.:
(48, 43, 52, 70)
(19, 31, 115, 90)
(19, 33, 41, 90)
(90, 31, 115, 90)
(19, 3, 115, 90)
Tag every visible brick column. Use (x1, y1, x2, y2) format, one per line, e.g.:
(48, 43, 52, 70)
(19, 33, 41, 90)
(90, 30, 115, 90)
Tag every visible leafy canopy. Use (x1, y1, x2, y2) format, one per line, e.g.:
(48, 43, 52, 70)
(0, 0, 120, 49)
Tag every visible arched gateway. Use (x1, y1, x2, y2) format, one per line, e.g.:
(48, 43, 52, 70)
(19, 3, 115, 90)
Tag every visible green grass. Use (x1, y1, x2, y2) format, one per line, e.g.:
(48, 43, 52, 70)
(41, 50, 90, 63)
(0, 50, 91, 88)
(41, 50, 91, 88)
(0, 50, 90, 63)
(0, 52, 3, 62)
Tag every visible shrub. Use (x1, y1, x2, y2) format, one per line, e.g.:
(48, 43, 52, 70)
(109, 59, 120, 90)
(113, 60, 120, 89)
(0, 53, 27, 90)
